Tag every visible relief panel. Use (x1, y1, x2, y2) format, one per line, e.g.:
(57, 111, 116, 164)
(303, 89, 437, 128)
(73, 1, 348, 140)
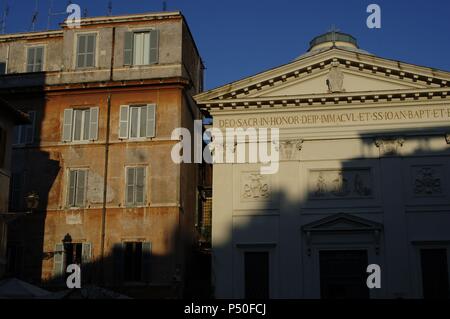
(308, 168, 373, 200)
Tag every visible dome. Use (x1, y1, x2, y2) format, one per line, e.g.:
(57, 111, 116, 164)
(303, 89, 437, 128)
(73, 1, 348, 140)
(295, 31, 372, 60)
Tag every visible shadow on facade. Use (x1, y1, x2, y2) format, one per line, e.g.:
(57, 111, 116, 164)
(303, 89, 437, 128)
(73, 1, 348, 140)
(37, 227, 210, 299)
(2, 74, 61, 285)
(211, 126, 450, 299)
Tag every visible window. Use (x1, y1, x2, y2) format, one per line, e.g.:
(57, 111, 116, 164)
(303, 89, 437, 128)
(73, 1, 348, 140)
(125, 166, 146, 206)
(53, 242, 91, 280)
(119, 104, 156, 140)
(124, 30, 159, 66)
(13, 111, 36, 145)
(0, 127, 6, 168)
(76, 33, 96, 68)
(9, 172, 25, 211)
(421, 249, 449, 299)
(244, 252, 270, 299)
(113, 241, 152, 283)
(26, 46, 44, 72)
(0, 62, 6, 75)
(67, 169, 88, 208)
(62, 107, 99, 142)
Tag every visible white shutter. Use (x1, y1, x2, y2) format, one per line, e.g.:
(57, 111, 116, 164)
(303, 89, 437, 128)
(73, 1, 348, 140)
(26, 47, 36, 73)
(53, 243, 65, 278)
(68, 170, 77, 207)
(135, 167, 145, 205)
(75, 170, 87, 207)
(62, 109, 73, 142)
(146, 104, 156, 138)
(119, 105, 129, 139)
(125, 167, 135, 205)
(25, 111, 36, 144)
(149, 29, 159, 64)
(124, 32, 134, 65)
(82, 242, 92, 265)
(89, 107, 99, 141)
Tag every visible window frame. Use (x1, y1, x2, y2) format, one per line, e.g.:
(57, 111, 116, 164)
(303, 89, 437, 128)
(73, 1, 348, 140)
(118, 104, 156, 140)
(26, 45, 45, 73)
(129, 105, 146, 140)
(67, 168, 89, 208)
(75, 32, 98, 69)
(13, 111, 36, 146)
(124, 28, 159, 67)
(124, 166, 147, 207)
(72, 108, 91, 142)
(62, 107, 99, 144)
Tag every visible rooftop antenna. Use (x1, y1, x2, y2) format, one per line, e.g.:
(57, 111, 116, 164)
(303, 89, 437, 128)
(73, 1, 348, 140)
(47, 0, 72, 30)
(0, 3, 9, 34)
(163, 1, 167, 11)
(30, 0, 39, 31)
(107, 1, 112, 16)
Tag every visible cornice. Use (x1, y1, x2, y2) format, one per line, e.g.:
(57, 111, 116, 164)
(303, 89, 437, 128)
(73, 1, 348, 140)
(200, 87, 450, 112)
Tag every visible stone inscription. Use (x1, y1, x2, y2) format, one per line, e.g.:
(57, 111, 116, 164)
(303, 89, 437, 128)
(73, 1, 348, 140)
(218, 106, 450, 128)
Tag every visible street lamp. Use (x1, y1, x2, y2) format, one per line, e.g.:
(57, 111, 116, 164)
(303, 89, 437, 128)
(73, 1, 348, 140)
(0, 191, 39, 222)
(24, 192, 39, 213)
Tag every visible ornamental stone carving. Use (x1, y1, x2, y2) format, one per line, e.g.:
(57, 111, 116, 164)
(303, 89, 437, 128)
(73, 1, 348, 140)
(280, 139, 304, 160)
(445, 133, 450, 144)
(310, 169, 372, 199)
(413, 167, 443, 196)
(374, 137, 405, 156)
(241, 172, 271, 201)
(326, 62, 345, 93)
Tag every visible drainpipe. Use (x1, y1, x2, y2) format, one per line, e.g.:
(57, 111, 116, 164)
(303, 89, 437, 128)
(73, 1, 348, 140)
(100, 93, 111, 286)
(100, 27, 115, 285)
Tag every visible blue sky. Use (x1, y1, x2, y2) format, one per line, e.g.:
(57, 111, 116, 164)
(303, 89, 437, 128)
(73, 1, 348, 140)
(2, 0, 450, 89)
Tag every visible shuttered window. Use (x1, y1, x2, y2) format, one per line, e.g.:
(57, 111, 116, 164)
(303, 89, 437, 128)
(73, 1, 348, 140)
(13, 111, 36, 145)
(10, 172, 25, 211)
(125, 166, 146, 206)
(53, 242, 92, 281)
(26, 46, 44, 72)
(62, 107, 99, 142)
(76, 34, 96, 68)
(118, 104, 156, 140)
(117, 241, 152, 283)
(67, 169, 88, 208)
(123, 30, 159, 66)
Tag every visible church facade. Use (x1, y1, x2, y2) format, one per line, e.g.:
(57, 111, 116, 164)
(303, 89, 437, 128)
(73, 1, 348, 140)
(195, 32, 450, 299)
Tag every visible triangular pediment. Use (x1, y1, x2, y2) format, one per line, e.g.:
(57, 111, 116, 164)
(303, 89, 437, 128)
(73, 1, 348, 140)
(302, 213, 383, 232)
(251, 67, 426, 98)
(195, 48, 450, 104)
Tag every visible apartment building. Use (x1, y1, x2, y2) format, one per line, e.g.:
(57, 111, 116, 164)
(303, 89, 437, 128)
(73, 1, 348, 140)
(0, 11, 204, 297)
